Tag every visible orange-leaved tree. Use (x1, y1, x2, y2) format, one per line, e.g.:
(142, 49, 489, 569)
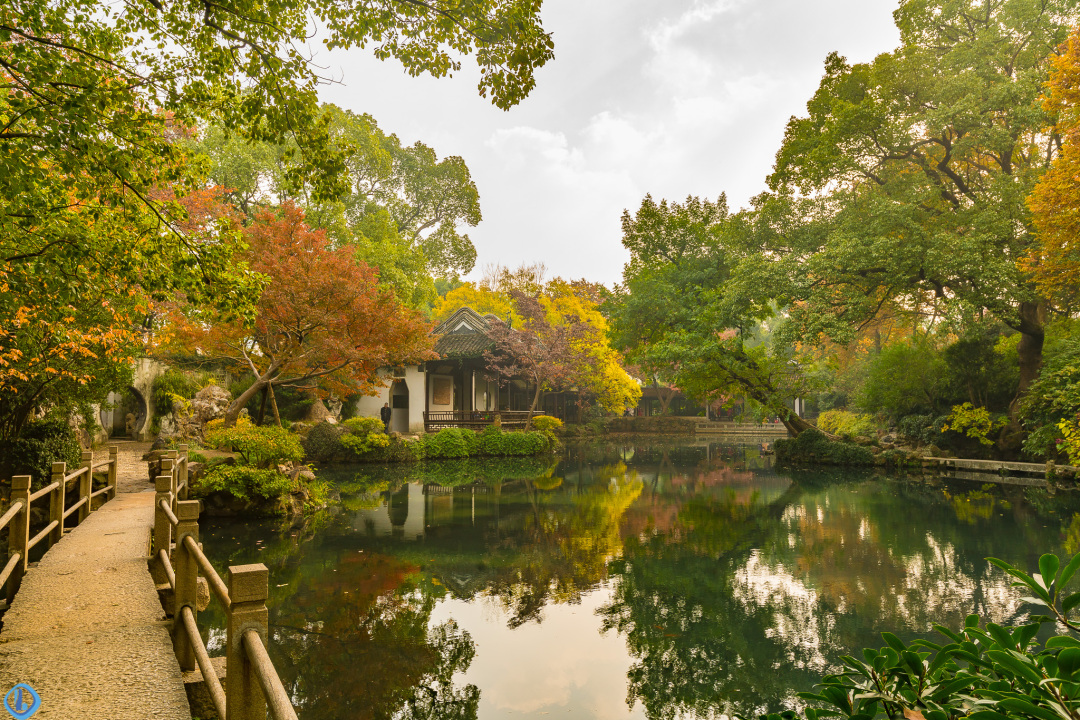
(1026, 29, 1080, 310)
(174, 202, 436, 426)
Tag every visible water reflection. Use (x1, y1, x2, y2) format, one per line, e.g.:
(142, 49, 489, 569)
(197, 438, 1080, 720)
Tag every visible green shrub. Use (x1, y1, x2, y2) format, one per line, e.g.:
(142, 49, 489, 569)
(301, 422, 346, 463)
(531, 415, 563, 433)
(0, 418, 82, 489)
(195, 465, 292, 501)
(204, 421, 305, 468)
(816, 409, 857, 435)
(340, 417, 391, 455)
(423, 428, 471, 459)
(475, 426, 551, 456)
(941, 402, 1005, 447)
(152, 369, 214, 416)
(774, 428, 874, 466)
(897, 414, 935, 445)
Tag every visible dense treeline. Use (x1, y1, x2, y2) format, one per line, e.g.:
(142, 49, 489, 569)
(607, 0, 1080, 461)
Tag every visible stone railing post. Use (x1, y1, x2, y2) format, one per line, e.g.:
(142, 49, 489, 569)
(177, 445, 189, 500)
(227, 564, 269, 720)
(172, 499, 200, 671)
(161, 457, 175, 513)
(153, 475, 173, 561)
(78, 450, 93, 522)
(49, 462, 66, 546)
(6, 476, 30, 604)
(107, 445, 118, 500)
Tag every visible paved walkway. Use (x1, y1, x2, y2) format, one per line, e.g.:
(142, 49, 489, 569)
(0, 446, 190, 719)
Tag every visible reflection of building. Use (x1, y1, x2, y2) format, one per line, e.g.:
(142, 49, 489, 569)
(349, 482, 501, 542)
(356, 307, 552, 432)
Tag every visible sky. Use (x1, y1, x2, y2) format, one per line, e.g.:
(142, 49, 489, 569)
(317, 0, 902, 287)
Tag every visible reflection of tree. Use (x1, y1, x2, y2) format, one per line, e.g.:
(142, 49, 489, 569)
(270, 552, 478, 720)
(481, 467, 642, 627)
(600, 490, 813, 720)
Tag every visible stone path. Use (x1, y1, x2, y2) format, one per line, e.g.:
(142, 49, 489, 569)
(0, 445, 190, 719)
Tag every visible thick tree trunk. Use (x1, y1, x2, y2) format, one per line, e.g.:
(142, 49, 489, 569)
(256, 386, 269, 425)
(779, 411, 816, 437)
(222, 377, 269, 427)
(1013, 301, 1046, 410)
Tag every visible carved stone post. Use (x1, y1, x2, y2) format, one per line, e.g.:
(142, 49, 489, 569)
(153, 475, 173, 562)
(78, 450, 93, 522)
(49, 462, 66, 546)
(177, 445, 189, 500)
(7, 476, 31, 604)
(161, 457, 175, 513)
(172, 500, 200, 671)
(227, 564, 269, 720)
(107, 445, 118, 500)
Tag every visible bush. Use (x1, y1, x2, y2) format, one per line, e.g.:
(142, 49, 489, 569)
(531, 415, 563, 433)
(204, 421, 305, 468)
(774, 428, 875, 466)
(816, 410, 878, 438)
(0, 418, 82, 489)
(195, 465, 292, 501)
(897, 414, 935, 445)
(856, 340, 945, 419)
(339, 417, 391, 456)
(423, 428, 472, 459)
(301, 422, 347, 463)
(475, 426, 551, 456)
(941, 402, 1005, 447)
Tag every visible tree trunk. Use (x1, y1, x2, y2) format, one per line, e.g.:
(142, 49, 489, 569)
(1013, 301, 1046, 411)
(222, 377, 269, 427)
(779, 411, 816, 437)
(268, 385, 282, 427)
(526, 381, 542, 431)
(256, 386, 269, 425)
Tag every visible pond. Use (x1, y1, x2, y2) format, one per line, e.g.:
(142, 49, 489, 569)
(196, 438, 1080, 720)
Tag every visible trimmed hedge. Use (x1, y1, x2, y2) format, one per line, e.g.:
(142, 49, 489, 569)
(774, 428, 875, 466)
(195, 465, 292, 501)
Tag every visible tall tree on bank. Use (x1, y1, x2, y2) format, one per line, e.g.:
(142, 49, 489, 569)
(174, 203, 436, 427)
(1026, 28, 1080, 309)
(608, 195, 817, 435)
(2, 0, 551, 428)
(761, 0, 1080, 412)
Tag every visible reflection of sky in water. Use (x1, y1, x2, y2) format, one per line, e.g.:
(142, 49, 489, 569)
(431, 586, 646, 720)
(197, 440, 1080, 720)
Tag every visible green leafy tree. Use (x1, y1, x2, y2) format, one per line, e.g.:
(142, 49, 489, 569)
(761, 0, 1080, 413)
(608, 195, 817, 435)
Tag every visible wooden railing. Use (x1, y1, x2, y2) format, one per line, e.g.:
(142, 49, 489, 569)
(153, 452, 298, 720)
(0, 446, 118, 606)
(423, 410, 539, 432)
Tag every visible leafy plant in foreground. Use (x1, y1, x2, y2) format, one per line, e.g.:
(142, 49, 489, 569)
(751, 552, 1080, 720)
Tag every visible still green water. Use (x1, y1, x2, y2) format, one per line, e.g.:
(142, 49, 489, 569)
(196, 438, 1080, 720)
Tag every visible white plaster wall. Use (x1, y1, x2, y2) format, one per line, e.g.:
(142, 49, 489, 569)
(404, 368, 426, 433)
(355, 367, 426, 434)
(428, 374, 454, 412)
(355, 372, 391, 420)
(132, 358, 169, 441)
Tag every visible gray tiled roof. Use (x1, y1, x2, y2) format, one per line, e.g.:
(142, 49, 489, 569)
(432, 306, 496, 359)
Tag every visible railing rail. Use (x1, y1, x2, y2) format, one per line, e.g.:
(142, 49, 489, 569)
(154, 468, 298, 720)
(423, 409, 540, 431)
(1, 445, 119, 605)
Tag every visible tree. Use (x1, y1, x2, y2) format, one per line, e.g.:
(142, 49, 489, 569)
(484, 290, 591, 429)
(609, 195, 816, 435)
(173, 203, 436, 426)
(1026, 28, 1080, 309)
(762, 0, 1080, 411)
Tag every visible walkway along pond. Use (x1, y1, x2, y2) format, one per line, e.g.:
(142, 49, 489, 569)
(194, 437, 1080, 720)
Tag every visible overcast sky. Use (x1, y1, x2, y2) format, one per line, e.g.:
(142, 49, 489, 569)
(318, 0, 902, 287)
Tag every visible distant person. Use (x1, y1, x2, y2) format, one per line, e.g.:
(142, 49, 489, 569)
(381, 402, 392, 432)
